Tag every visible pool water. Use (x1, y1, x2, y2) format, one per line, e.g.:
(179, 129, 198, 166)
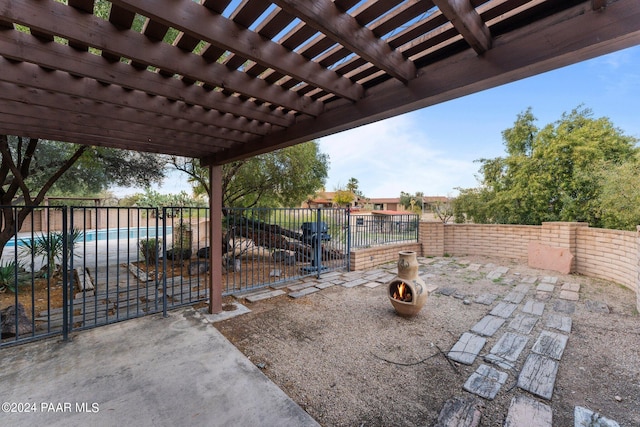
(5, 226, 172, 248)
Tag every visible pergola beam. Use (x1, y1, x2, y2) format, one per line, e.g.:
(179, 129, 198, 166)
(432, 0, 492, 54)
(204, 0, 640, 164)
(0, 0, 324, 117)
(0, 56, 276, 137)
(271, 0, 417, 83)
(111, 0, 364, 102)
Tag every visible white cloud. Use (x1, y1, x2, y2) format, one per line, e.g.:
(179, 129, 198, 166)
(319, 115, 479, 198)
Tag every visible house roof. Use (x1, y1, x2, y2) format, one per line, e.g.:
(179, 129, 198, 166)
(0, 1, 638, 164)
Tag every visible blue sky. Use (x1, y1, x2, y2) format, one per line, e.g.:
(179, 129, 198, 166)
(126, 44, 640, 199)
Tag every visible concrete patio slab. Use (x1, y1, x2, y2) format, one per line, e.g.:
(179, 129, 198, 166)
(0, 309, 319, 427)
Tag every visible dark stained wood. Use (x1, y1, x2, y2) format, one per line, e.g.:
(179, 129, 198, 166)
(433, 0, 492, 54)
(0, 55, 282, 133)
(1, 0, 324, 116)
(0, 0, 636, 163)
(272, 0, 416, 83)
(204, 0, 640, 164)
(111, 0, 364, 102)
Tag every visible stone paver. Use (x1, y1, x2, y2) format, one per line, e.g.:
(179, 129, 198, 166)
(438, 287, 457, 296)
(315, 281, 336, 290)
(486, 270, 504, 280)
(340, 278, 368, 288)
(517, 353, 559, 400)
(466, 263, 482, 271)
(490, 302, 518, 318)
(288, 282, 317, 292)
(513, 284, 531, 293)
(448, 332, 486, 365)
(559, 290, 579, 301)
(245, 289, 286, 302)
(540, 276, 558, 284)
(553, 300, 576, 314)
(470, 315, 505, 337)
(504, 395, 553, 427)
(522, 299, 545, 316)
(574, 406, 621, 427)
(561, 282, 580, 292)
(435, 396, 483, 427)
(363, 281, 383, 289)
(536, 283, 555, 293)
(585, 300, 610, 313)
(289, 287, 320, 298)
(520, 276, 538, 284)
(487, 332, 528, 368)
(532, 330, 569, 360)
(503, 291, 526, 304)
(509, 314, 538, 335)
(474, 293, 498, 305)
(463, 364, 508, 400)
(546, 314, 572, 333)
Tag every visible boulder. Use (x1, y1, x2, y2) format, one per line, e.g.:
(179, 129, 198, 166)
(189, 260, 209, 276)
(1, 303, 33, 338)
(165, 248, 192, 262)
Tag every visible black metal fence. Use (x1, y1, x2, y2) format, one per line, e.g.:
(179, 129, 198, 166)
(222, 208, 349, 294)
(349, 213, 419, 248)
(0, 206, 418, 347)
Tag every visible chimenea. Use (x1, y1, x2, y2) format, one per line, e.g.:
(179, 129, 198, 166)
(387, 251, 428, 316)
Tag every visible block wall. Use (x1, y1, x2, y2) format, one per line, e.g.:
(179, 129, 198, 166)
(352, 221, 639, 310)
(350, 243, 422, 271)
(574, 226, 637, 291)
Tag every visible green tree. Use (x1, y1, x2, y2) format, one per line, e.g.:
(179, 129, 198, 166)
(598, 152, 640, 230)
(171, 141, 328, 209)
(346, 177, 364, 198)
(399, 191, 424, 214)
(332, 189, 355, 207)
(455, 107, 637, 226)
(0, 135, 167, 252)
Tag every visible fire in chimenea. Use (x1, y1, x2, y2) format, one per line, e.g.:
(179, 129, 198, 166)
(391, 281, 412, 302)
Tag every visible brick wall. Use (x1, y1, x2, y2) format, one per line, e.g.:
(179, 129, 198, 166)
(574, 226, 636, 291)
(350, 242, 421, 271)
(421, 222, 540, 261)
(359, 221, 639, 311)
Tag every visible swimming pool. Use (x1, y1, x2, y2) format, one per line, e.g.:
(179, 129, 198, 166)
(5, 226, 172, 248)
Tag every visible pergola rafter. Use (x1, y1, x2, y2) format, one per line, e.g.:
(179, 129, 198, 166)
(0, 0, 636, 166)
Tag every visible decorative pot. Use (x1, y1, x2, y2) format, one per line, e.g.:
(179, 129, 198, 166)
(387, 251, 427, 317)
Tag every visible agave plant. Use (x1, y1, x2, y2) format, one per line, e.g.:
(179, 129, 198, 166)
(0, 260, 30, 293)
(20, 229, 83, 276)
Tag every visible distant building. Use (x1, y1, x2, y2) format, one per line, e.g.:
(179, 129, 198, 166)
(303, 193, 450, 213)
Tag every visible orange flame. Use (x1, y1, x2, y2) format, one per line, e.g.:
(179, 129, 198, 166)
(392, 282, 412, 302)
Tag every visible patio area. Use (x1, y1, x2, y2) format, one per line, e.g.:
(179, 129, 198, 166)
(2, 254, 637, 426)
(216, 255, 638, 426)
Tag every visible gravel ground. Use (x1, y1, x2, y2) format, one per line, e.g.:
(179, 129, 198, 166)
(215, 256, 640, 426)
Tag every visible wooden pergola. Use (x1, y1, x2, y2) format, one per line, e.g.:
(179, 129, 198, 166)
(1, 0, 639, 313)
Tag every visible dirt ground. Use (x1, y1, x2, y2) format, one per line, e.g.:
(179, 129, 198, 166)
(215, 255, 640, 427)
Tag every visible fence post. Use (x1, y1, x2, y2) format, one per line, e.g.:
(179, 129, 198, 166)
(346, 208, 351, 272)
(161, 207, 167, 317)
(315, 208, 322, 278)
(62, 207, 69, 341)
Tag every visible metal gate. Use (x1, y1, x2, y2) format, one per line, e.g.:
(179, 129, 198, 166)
(0, 206, 350, 347)
(221, 208, 350, 295)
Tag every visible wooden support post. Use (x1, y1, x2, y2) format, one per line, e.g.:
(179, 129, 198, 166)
(209, 165, 223, 314)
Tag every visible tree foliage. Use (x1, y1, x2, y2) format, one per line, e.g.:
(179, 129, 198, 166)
(171, 141, 329, 209)
(0, 135, 167, 251)
(399, 191, 424, 214)
(454, 107, 638, 228)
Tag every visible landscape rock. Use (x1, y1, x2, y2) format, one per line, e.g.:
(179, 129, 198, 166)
(1, 303, 33, 338)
